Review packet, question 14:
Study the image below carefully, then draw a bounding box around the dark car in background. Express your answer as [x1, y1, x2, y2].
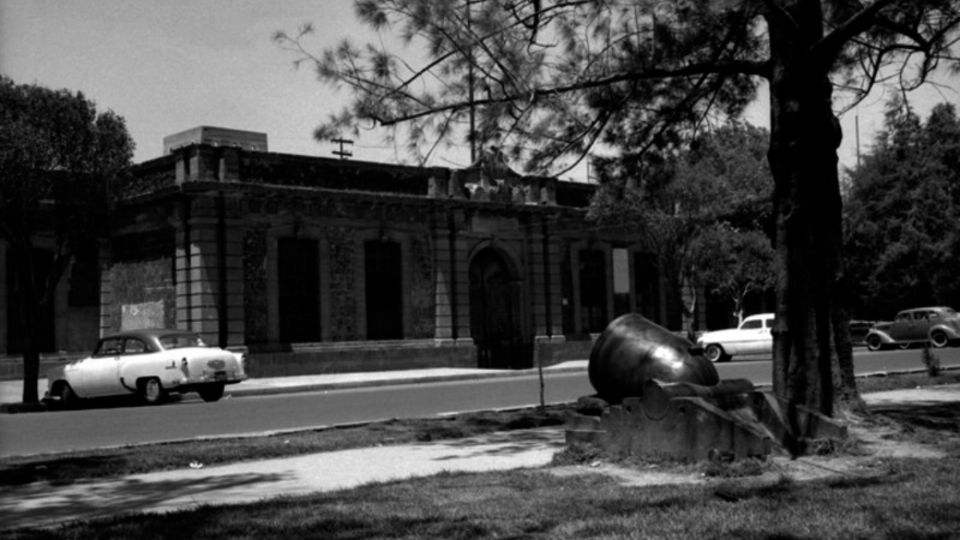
[865, 307, 960, 351]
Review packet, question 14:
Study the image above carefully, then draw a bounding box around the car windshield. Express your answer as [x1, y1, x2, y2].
[159, 334, 207, 350]
[942, 308, 958, 317]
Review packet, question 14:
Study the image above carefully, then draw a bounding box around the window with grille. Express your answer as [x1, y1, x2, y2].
[278, 238, 320, 343]
[365, 240, 403, 340]
[579, 249, 607, 333]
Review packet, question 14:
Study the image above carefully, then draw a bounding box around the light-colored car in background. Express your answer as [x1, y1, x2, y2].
[45, 329, 247, 407]
[865, 306, 960, 351]
[697, 313, 774, 363]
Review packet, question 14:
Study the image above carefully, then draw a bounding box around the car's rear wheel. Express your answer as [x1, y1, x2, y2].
[139, 378, 167, 404]
[930, 330, 950, 348]
[197, 383, 225, 402]
[704, 344, 729, 363]
[865, 334, 883, 352]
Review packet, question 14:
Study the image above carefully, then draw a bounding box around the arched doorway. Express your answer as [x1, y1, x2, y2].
[469, 247, 531, 369]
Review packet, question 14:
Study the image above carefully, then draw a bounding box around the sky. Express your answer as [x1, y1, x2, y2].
[2, 0, 959, 181]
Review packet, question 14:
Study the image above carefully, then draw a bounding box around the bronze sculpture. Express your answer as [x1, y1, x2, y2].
[588, 313, 719, 402]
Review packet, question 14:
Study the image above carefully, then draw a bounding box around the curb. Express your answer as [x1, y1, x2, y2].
[0, 364, 588, 413]
[227, 364, 588, 398]
[2, 364, 956, 414]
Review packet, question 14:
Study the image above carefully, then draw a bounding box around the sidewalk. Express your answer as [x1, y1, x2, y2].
[2, 383, 958, 532]
[0, 360, 590, 407]
[0, 427, 568, 531]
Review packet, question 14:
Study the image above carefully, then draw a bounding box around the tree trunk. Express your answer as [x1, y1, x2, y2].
[767, 3, 853, 420]
[13, 243, 42, 404]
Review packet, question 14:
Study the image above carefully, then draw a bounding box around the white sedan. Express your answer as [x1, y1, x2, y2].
[697, 313, 774, 363]
[44, 329, 247, 407]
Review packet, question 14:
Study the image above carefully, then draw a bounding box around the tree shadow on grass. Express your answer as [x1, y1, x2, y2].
[871, 402, 960, 433]
[0, 454, 129, 487]
[0, 470, 289, 531]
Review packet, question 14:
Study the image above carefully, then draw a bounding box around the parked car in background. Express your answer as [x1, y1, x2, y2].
[697, 313, 774, 363]
[45, 329, 247, 407]
[864, 307, 960, 351]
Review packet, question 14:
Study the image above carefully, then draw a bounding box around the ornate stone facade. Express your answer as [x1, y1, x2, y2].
[1, 129, 705, 377]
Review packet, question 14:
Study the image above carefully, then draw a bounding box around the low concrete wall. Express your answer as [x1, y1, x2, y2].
[535, 338, 594, 367]
[1, 338, 597, 380]
[246, 337, 596, 377]
[244, 339, 479, 377]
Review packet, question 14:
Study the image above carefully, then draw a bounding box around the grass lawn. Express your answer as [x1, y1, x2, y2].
[3, 371, 960, 539]
[6, 454, 960, 539]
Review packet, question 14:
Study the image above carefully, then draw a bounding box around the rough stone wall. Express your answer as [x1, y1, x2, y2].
[243, 226, 269, 344]
[328, 227, 357, 341]
[104, 258, 176, 332]
[408, 233, 435, 339]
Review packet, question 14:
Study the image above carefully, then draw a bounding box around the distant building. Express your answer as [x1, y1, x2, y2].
[1, 127, 711, 377]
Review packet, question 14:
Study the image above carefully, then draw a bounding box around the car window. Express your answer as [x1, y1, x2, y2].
[764, 318, 774, 329]
[914, 312, 929, 321]
[740, 320, 762, 330]
[928, 311, 940, 320]
[159, 334, 207, 350]
[123, 338, 147, 354]
[94, 338, 124, 357]
[895, 313, 911, 323]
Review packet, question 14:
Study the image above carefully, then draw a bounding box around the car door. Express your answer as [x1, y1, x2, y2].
[889, 312, 916, 342]
[900, 311, 929, 342]
[913, 310, 936, 341]
[115, 337, 165, 391]
[756, 316, 774, 354]
[736, 318, 766, 354]
[75, 337, 124, 397]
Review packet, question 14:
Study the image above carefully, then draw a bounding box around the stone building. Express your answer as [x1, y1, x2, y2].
[2, 127, 703, 377]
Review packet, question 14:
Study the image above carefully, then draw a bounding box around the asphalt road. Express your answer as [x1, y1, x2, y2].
[1, 347, 958, 458]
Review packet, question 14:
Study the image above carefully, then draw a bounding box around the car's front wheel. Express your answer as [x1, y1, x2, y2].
[930, 330, 950, 348]
[865, 334, 883, 352]
[197, 383, 225, 402]
[139, 377, 167, 405]
[704, 344, 729, 363]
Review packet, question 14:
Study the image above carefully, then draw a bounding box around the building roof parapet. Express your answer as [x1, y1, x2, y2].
[125, 154, 179, 198]
[131, 140, 596, 209]
[427, 147, 565, 207]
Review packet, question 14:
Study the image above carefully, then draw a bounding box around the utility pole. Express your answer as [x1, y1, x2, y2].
[332, 138, 353, 160]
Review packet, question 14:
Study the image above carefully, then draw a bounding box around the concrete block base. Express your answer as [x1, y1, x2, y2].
[565, 380, 848, 462]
